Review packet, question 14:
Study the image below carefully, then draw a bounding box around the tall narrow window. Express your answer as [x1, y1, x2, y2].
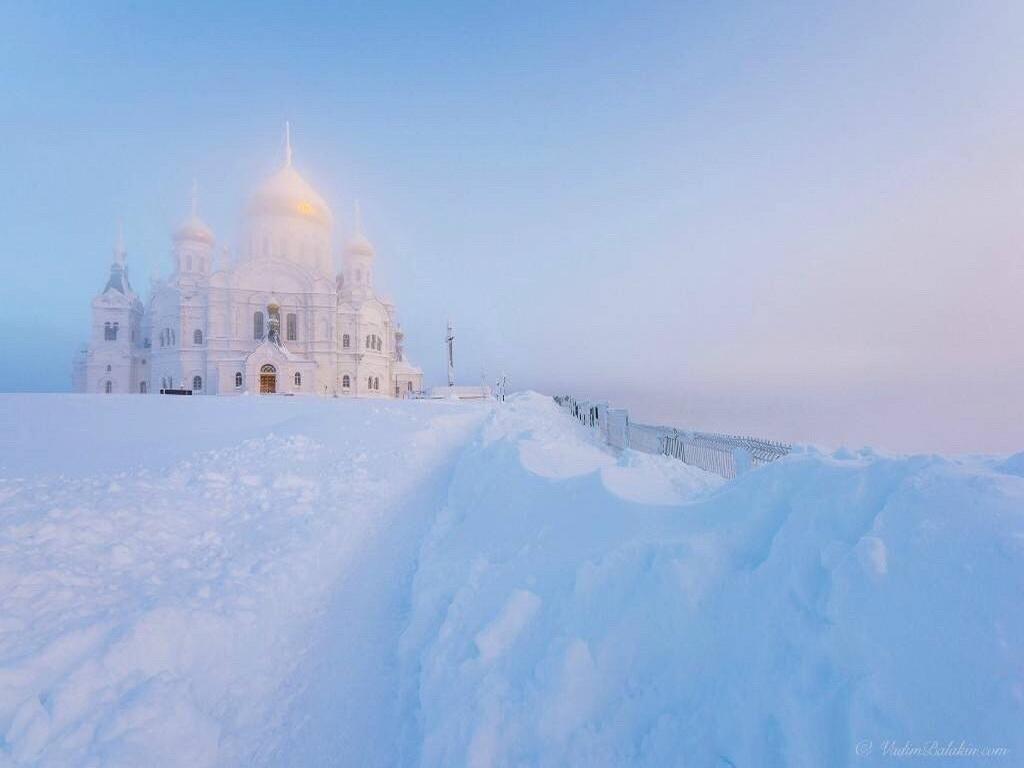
[342, 334, 350, 349]
[254, 311, 264, 340]
[235, 371, 243, 388]
[374, 376, 379, 390]
[192, 375, 202, 391]
[193, 329, 203, 345]
[342, 375, 350, 388]
[294, 372, 301, 386]
[286, 313, 297, 341]
[368, 376, 373, 389]
[105, 381, 112, 394]
[140, 381, 147, 393]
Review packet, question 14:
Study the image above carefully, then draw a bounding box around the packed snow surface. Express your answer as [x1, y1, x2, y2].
[0, 392, 1021, 766]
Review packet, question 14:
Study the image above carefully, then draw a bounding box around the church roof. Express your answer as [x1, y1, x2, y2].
[104, 262, 133, 295]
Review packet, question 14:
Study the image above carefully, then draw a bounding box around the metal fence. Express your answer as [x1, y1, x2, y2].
[553, 394, 791, 480]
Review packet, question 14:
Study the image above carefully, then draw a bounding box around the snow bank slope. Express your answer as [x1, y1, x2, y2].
[3, 391, 1021, 767]
[402, 392, 1024, 767]
[0, 394, 487, 767]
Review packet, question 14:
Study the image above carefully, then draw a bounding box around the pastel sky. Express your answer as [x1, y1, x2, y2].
[1, 1, 1021, 453]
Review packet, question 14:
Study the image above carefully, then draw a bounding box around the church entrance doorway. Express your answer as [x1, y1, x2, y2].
[259, 364, 277, 394]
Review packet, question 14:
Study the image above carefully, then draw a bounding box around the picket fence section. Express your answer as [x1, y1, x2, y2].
[553, 394, 791, 480]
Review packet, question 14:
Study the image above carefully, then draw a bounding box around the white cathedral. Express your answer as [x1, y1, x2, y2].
[72, 127, 424, 398]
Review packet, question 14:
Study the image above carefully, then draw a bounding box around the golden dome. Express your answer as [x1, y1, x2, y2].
[248, 163, 333, 227]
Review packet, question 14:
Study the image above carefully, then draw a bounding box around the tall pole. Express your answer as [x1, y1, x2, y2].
[446, 319, 455, 387]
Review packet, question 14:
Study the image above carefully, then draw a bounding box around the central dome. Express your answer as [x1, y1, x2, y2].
[248, 163, 333, 228]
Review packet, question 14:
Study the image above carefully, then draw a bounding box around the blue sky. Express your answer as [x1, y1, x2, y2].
[1, 1, 1022, 452]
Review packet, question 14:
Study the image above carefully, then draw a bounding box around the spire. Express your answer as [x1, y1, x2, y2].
[284, 121, 293, 167]
[113, 220, 126, 266]
[105, 220, 133, 294]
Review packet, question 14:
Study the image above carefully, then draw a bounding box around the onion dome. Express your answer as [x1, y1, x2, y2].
[174, 181, 215, 244]
[345, 201, 375, 256]
[247, 123, 333, 227]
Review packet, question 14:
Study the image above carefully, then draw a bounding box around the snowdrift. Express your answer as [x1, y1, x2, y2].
[400, 393, 1024, 767]
[0, 392, 1021, 767]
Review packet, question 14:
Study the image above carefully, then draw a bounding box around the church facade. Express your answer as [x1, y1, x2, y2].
[73, 128, 423, 398]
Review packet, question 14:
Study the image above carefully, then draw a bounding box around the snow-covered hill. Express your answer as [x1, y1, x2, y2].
[0, 393, 1021, 766]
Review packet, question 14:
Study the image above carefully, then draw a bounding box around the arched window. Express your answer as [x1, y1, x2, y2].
[254, 311, 264, 340]
[140, 381, 147, 393]
[235, 371, 243, 388]
[106, 364, 112, 372]
[365, 335, 371, 349]
[342, 334, 350, 349]
[286, 313, 297, 341]
[192, 375, 202, 391]
[407, 381, 412, 392]
[342, 375, 350, 388]
[105, 381, 112, 394]
[193, 329, 203, 345]
[294, 372, 301, 387]
[261, 364, 276, 373]
[374, 376, 380, 390]
[368, 376, 373, 389]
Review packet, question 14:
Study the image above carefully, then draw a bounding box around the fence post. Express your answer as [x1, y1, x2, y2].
[732, 446, 753, 476]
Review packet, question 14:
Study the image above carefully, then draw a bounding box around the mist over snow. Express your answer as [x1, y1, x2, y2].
[1, 392, 1021, 766]
[2, 3, 1024, 452]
